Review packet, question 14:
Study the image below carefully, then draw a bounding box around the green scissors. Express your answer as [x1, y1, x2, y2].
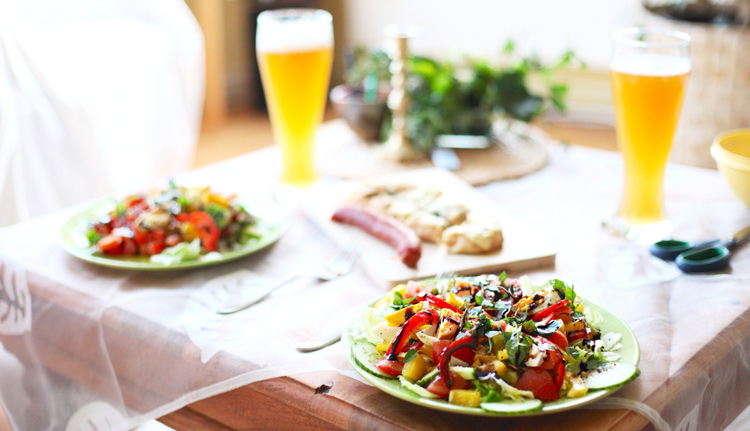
[650, 226, 750, 273]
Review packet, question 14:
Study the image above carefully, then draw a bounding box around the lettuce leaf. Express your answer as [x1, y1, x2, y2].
[149, 239, 202, 265]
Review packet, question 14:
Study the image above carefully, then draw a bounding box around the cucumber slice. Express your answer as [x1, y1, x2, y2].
[350, 340, 397, 380]
[480, 399, 543, 414]
[449, 366, 477, 381]
[415, 368, 439, 386]
[583, 362, 640, 390]
[399, 376, 440, 398]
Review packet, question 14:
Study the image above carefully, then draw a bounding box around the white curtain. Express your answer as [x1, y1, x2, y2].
[0, 0, 205, 227]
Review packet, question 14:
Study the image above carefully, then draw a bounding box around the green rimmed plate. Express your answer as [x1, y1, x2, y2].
[59, 197, 288, 270]
[342, 294, 640, 417]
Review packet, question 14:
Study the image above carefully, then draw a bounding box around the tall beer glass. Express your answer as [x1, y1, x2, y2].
[608, 28, 690, 243]
[256, 9, 333, 193]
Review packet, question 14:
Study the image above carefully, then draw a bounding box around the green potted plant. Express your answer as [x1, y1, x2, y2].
[332, 43, 582, 152]
[329, 47, 392, 141]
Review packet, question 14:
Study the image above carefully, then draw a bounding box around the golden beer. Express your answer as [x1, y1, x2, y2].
[256, 9, 333, 188]
[611, 60, 689, 224]
[608, 29, 690, 243]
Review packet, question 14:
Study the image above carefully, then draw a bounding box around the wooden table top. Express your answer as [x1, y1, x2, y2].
[1, 140, 749, 431]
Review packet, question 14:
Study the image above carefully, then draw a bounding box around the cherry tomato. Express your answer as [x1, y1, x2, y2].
[188, 211, 220, 252]
[97, 235, 123, 255]
[142, 241, 165, 256]
[111, 218, 127, 229]
[121, 238, 138, 256]
[126, 197, 145, 208]
[547, 330, 569, 351]
[425, 372, 469, 398]
[133, 228, 149, 245]
[148, 228, 166, 242]
[515, 368, 559, 401]
[94, 223, 111, 236]
[375, 359, 403, 377]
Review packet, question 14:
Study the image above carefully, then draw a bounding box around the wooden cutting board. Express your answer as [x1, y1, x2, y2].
[303, 168, 556, 287]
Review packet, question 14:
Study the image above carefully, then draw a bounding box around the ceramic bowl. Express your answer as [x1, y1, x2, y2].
[710, 129, 750, 209]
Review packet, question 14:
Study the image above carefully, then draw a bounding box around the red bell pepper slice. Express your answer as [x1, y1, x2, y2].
[531, 299, 570, 322]
[416, 292, 462, 314]
[432, 339, 475, 365]
[438, 327, 485, 388]
[568, 327, 592, 342]
[385, 310, 439, 361]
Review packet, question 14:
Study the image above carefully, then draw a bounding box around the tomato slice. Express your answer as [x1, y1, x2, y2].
[515, 367, 559, 401]
[375, 359, 403, 377]
[547, 330, 569, 351]
[540, 349, 566, 391]
[541, 349, 562, 371]
[432, 340, 449, 364]
[553, 360, 566, 391]
[425, 372, 469, 398]
[188, 211, 220, 252]
[97, 235, 123, 255]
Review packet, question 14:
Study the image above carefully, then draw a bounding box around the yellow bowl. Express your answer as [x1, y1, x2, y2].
[710, 129, 750, 209]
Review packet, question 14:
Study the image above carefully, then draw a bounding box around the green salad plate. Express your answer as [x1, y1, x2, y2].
[59, 197, 288, 270]
[343, 294, 640, 417]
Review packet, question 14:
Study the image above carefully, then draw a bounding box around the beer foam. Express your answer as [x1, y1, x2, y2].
[256, 10, 333, 53]
[610, 54, 691, 76]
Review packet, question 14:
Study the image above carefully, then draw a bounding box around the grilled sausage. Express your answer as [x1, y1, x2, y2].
[332, 205, 421, 268]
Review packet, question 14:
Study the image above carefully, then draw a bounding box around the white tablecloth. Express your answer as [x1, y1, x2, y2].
[0, 144, 748, 431]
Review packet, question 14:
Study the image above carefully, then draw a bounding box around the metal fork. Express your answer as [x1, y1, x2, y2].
[216, 245, 360, 315]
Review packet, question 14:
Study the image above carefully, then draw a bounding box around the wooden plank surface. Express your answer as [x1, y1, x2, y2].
[303, 169, 556, 287]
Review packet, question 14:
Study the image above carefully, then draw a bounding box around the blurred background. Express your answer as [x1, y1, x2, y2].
[190, 0, 640, 167]
[1, 0, 748, 227]
[189, 0, 749, 167]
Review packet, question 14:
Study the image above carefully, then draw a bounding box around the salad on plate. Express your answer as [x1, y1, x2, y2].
[347, 273, 639, 415]
[84, 182, 259, 264]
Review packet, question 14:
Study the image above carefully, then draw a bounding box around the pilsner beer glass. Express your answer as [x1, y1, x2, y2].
[256, 9, 333, 193]
[608, 28, 690, 243]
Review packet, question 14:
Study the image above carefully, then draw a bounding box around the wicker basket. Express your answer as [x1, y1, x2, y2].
[643, 12, 750, 169]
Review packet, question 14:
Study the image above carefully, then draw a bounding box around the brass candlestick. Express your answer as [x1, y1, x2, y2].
[381, 25, 423, 161]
